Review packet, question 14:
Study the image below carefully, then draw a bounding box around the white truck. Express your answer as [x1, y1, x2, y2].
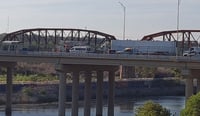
[183, 47, 200, 56]
[111, 40, 176, 55]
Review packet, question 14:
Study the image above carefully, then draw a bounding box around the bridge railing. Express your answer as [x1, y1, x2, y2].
[0, 50, 199, 62]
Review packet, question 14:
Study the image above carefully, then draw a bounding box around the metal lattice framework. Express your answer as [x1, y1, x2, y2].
[2, 28, 116, 51]
[142, 30, 200, 49]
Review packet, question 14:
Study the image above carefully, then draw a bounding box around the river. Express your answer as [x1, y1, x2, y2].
[0, 96, 185, 116]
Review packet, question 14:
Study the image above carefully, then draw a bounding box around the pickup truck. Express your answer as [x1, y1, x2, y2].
[183, 47, 200, 56]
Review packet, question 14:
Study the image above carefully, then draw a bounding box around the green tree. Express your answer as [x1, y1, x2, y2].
[181, 92, 200, 116]
[135, 101, 171, 116]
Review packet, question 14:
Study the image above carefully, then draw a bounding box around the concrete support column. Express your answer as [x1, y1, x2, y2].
[5, 67, 13, 116]
[185, 77, 193, 100]
[108, 71, 115, 116]
[96, 70, 103, 116]
[58, 72, 66, 116]
[196, 78, 200, 94]
[72, 71, 79, 116]
[84, 71, 92, 116]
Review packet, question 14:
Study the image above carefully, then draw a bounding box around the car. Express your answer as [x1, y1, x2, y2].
[183, 51, 195, 56]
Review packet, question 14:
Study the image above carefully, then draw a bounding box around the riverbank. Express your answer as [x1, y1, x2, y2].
[0, 78, 185, 104]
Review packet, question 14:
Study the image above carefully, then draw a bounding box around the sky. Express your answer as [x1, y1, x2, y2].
[0, 0, 200, 40]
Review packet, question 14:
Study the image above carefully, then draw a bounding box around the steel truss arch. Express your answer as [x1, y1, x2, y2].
[142, 30, 200, 50]
[2, 28, 116, 51]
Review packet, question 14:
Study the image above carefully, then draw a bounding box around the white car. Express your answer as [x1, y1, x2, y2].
[183, 51, 195, 56]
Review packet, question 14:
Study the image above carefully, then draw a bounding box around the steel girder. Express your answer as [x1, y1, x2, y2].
[2, 28, 116, 51]
[141, 30, 200, 50]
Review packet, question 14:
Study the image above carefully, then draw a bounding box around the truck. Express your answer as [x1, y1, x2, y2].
[110, 40, 176, 55]
[183, 47, 200, 56]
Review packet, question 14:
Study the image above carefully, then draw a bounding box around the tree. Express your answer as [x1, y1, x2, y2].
[135, 101, 171, 116]
[181, 92, 200, 116]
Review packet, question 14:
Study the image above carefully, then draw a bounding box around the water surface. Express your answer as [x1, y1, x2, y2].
[0, 96, 185, 116]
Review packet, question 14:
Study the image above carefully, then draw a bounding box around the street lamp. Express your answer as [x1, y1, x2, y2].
[119, 1, 126, 40]
[177, 0, 181, 32]
[176, 0, 181, 57]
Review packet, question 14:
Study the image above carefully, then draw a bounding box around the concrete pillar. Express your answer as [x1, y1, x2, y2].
[84, 71, 92, 116]
[196, 78, 200, 94]
[185, 77, 193, 100]
[72, 71, 79, 116]
[58, 72, 66, 116]
[96, 70, 103, 116]
[108, 71, 115, 116]
[181, 69, 193, 101]
[5, 67, 13, 116]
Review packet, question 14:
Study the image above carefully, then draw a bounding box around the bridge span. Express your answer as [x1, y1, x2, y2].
[2, 28, 200, 116]
[0, 51, 200, 69]
[1, 51, 200, 116]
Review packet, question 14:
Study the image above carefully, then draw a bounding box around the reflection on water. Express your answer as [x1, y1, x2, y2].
[119, 103, 134, 113]
[0, 96, 185, 116]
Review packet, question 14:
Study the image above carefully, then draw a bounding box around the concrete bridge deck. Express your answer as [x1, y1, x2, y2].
[0, 51, 200, 69]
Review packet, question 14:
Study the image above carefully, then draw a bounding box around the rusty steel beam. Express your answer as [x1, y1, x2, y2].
[2, 28, 116, 51]
[142, 30, 200, 41]
[141, 30, 200, 55]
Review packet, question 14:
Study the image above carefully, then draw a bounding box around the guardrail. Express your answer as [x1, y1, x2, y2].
[0, 50, 199, 62]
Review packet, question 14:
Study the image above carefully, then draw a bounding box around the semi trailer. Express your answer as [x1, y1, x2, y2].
[111, 40, 176, 55]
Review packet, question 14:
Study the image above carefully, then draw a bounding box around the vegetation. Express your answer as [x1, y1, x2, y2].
[181, 92, 200, 116]
[135, 67, 156, 78]
[135, 101, 171, 116]
[0, 74, 58, 82]
[16, 62, 56, 75]
[171, 68, 182, 78]
[0, 62, 58, 83]
[135, 67, 180, 78]
[0, 64, 183, 83]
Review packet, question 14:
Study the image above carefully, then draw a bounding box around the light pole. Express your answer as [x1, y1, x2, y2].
[119, 2, 126, 40]
[177, 0, 180, 32]
[176, 0, 181, 57]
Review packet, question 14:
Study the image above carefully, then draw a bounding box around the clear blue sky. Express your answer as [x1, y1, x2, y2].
[0, 0, 199, 40]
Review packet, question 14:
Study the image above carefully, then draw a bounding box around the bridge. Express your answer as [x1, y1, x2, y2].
[1, 28, 200, 116]
[142, 30, 200, 53]
[1, 51, 200, 116]
[2, 28, 200, 54]
[2, 28, 116, 52]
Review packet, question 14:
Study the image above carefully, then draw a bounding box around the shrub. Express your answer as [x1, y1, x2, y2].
[135, 101, 171, 116]
[181, 92, 200, 116]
